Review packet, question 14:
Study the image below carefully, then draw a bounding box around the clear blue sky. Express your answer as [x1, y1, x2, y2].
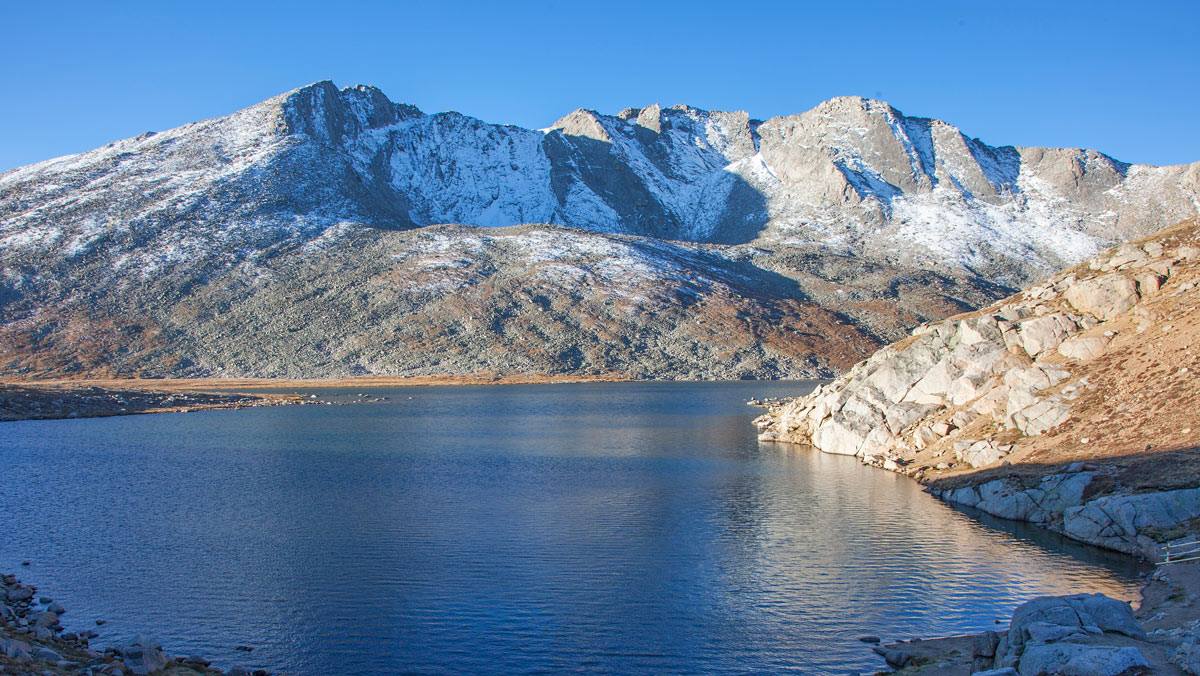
[2, 0, 1197, 171]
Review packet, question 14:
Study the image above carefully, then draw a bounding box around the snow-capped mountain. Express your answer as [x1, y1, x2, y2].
[0, 82, 1196, 378]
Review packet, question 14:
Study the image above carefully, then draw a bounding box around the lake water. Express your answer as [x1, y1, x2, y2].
[0, 381, 1142, 674]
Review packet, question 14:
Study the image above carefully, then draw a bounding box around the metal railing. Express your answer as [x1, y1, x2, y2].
[1159, 539, 1200, 565]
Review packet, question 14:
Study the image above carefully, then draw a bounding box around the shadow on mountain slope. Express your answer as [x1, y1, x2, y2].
[543, 130, 769, 245]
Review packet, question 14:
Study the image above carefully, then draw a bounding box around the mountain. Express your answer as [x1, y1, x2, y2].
[0, 82, 1196, 379]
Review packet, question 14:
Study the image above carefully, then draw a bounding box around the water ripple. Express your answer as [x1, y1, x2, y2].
[0, 381, 1142, 674]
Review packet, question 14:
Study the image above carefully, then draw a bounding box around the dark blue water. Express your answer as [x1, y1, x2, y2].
[0, 381, 1140, 674]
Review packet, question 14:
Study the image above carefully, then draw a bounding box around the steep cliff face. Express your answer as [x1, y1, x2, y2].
[1, 82, 1198, 379]
[756, 220, 1200, 557]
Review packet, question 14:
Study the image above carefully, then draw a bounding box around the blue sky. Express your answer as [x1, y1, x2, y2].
[2, 1, 1197, 170]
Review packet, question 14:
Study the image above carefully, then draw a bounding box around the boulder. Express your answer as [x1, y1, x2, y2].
[0, 637, 31, 659]
[1064, 274, 1139, 321]
[1106, 243, 1148, 268]
[1135, 273, 1162, 297]
[974, 631, 1001, 659]
[996, 594, 1145, 667]
[947, 374, 983, 406]
[959, 318, 997, 345]
[868, 361, 923, 404]
[941, 478, 1055, 522]
[1017, 643, 1150, 675]
[873, 646, 913, 668]
[988, 595, 1147, 672]
[33, 609, 59, 628]
[122, 635, 168, 675]
[812, 417, 871, 456]
[32, 645, 62, 662]
[1012, 397, 1071, 436]
[957, 440, 1005, 468]
[5, 585, 34, 603]
[912, 425, 938, 449]
[1003, 365, 1060, 401]
[1017, 314, 1073, 358]
[1057, 334, 1109, 361]
[1032, 472, 1096, 514]
[971, 385, 1009, 418]
[1025, 621, 1087, 643]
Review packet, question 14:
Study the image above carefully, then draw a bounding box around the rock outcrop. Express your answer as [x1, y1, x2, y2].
[877, 593, 1155, 675]
[883, 557, 1200, 674]
[756, 220, 1200, 557]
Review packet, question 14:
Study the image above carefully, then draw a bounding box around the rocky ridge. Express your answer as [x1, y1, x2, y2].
[4, 82, 1196, 279]
[1, 83, 1198, 379]
[755, 220, 1200, 558]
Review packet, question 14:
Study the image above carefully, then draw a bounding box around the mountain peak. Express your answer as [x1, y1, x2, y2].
[276, 81, 422, 143]
[285, 79, 340, 98]
[549, 108, 611, 141]
[804, 95, 907, 122]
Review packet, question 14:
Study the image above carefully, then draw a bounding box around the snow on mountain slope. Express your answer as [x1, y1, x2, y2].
[3, 81, 1195, 281]
[0, 81, 1197, 379]
[733, 96, 1199, 282]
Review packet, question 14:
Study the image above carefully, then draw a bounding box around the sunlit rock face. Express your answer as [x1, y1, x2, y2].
[756, 222, 1200, 557]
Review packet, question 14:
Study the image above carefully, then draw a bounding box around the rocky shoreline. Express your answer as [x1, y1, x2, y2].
[755, 220, 1200, 560]
[0, 374, 630, 423]
[1, 571, 263, 675]
[871, 560, 1200, 675]
[0, 384, 309, 422]
[750, 220, 1200, 673]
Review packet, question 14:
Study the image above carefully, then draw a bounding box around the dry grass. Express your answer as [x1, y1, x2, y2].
[0, 372, 632, 392]
[917, 220, 1200, 493]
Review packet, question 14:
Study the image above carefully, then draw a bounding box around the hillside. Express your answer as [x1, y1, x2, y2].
[756, 219, 1200, 558]
[2, 224, 884, 379]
